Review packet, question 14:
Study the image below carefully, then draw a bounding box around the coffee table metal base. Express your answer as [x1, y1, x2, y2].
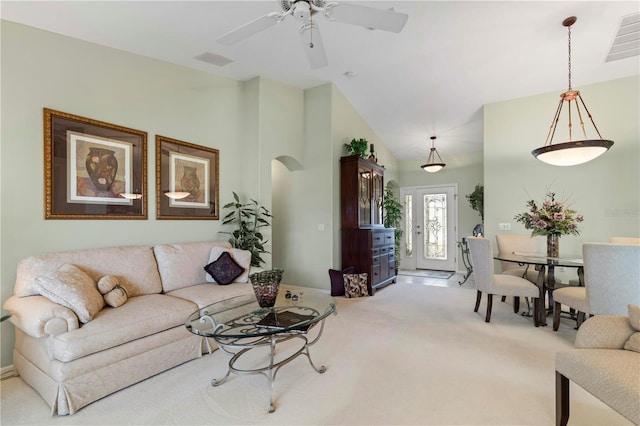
[207, 318, 328, 413]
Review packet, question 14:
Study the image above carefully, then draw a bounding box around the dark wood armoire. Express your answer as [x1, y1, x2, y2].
[340, 155, 396, 295]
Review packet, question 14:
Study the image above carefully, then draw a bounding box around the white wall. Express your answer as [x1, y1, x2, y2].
[484, 76, 640, 263]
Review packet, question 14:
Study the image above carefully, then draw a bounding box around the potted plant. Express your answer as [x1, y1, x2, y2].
[466, 184, 484, 236]
[383, 187, 403, 272]
[344, 138, 369, 158]
[222, 192, 273, 267]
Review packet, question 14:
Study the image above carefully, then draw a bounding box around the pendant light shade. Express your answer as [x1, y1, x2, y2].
[532, 16, 613, 166]
[421, 136, 446, 173]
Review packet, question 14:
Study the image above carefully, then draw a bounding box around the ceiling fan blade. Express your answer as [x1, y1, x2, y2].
[217, 12, 284, 45]
[326, 3, 408, 33]
[300, 21, 328, 69]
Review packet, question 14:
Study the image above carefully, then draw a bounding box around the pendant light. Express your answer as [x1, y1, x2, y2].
[421, 136, 446, 173]
[532, 16, 613, 166]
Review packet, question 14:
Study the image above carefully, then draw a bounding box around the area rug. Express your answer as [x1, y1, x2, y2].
[399, 269, 455, 279]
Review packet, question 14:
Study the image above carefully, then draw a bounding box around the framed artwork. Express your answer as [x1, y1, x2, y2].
[156, 135, 219, 220]
[44, 108, 147, 219]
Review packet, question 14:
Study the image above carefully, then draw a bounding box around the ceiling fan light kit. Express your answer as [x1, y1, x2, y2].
[217, 0, 408, 69]
[421, 136, 446, 173]
[532, 16, 614, 166]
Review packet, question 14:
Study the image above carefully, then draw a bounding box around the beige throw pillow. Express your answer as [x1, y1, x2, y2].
[624, 304, 640, 353]
[33, 264, 104, 323]
[103, 285, 128, 308]
[98, 274, 119, 294]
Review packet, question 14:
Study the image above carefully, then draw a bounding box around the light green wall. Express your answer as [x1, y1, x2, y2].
[0, 22, 399, 367]
[398, 151, 484, 240]
[0, 21, 249, 366]
[484, 76, 640, 262]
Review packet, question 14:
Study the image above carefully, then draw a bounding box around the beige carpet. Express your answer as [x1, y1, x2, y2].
[0, 278, 632, 425]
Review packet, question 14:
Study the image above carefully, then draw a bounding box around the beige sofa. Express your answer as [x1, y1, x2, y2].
[3, 241, 255, 415]
[555, 311, 640, 426]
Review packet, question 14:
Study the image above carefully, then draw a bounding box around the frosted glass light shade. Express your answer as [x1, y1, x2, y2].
[532, 140, 613, 166]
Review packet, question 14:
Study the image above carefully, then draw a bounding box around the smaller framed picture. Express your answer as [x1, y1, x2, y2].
[156, 135, 219, 220]
[44, 108, 147, 219]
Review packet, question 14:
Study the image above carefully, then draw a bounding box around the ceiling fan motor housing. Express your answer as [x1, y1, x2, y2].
[281, 0, 327, 19]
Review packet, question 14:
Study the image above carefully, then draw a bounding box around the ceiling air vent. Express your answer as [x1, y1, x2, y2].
[606, 12, 640, 62]
[194, 52, 234, 67]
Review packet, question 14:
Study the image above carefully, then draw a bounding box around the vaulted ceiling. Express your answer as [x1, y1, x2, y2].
[2, 1, 638, 160]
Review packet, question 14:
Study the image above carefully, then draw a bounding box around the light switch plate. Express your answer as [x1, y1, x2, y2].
[498, 223, 511, 231]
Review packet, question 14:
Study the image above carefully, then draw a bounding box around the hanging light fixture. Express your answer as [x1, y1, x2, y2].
[420, 136, 446, 173]
[532, 16, 613, 166]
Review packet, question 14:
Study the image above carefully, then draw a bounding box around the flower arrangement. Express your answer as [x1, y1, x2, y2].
[514, 191, 583, 237]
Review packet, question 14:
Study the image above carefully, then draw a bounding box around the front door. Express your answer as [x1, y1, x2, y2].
[415, 185, 457, 271]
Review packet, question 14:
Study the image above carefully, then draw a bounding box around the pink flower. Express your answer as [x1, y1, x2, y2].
[535, 220, 547, 229]
[553, 212, 565, 221]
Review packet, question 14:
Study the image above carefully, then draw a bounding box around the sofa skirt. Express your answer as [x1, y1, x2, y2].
[14, 327, 203, 415]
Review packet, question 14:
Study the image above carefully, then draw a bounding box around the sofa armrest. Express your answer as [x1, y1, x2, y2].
[3, 295, 79, 338]
[575, 315, 634, 349]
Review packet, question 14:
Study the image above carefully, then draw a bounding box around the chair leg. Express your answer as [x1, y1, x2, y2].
[553, 301, 562, 331]
[556, 371, 570, 426]
[474, 290, 482, 312]
[576, 312, 586, 329]
[501, 295, 506, 302]
[513, 296, 520, 313]
[485, 294, 493, 322]
[532, 297, 539, 327]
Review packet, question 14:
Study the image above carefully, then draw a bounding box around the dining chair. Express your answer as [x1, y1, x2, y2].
[610, 237, 640, 244]
[495, 234, 541, 282]
[467, 237, 540, 324]
[553, 243, 640, 331]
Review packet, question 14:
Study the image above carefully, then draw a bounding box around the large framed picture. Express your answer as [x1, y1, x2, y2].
[44, 108, 147, 219]
[156, 135, 219, 220]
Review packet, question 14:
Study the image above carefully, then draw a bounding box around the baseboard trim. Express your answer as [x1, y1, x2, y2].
[1, 364, 17, 380]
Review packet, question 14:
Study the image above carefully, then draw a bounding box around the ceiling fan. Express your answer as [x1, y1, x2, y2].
[217, 0, 409, 69]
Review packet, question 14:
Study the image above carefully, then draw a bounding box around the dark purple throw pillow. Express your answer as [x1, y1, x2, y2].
[204, 251, 244, 285]
[328, 266, 356, 296]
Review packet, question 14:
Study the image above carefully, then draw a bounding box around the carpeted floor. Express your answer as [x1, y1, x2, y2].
[0, 277, 632, 425]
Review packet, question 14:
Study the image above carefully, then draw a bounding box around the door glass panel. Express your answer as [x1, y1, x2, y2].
[404, 194, 413, 257]
[372, 172, 384, 225]
[359, 168, 371, 226]
[423, 193, 447, 260]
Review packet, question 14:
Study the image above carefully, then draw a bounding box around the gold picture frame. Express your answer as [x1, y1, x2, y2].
[44, 108, 147, 219]
[156, 135, 219, 220]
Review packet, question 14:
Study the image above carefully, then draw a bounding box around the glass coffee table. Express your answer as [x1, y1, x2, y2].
[185, 290, 336, 413]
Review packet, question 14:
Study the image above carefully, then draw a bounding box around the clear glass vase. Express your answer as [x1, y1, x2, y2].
[547, 234, 560, 258]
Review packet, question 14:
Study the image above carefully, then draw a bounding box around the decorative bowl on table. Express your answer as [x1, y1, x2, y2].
[249, 269, 284, 308]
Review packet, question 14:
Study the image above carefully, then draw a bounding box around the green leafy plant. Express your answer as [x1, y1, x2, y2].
[344, 138, 369, 158]
[222, 192, 273, 267]
[383, 187, 404, 270]
[466, 184, 484, 222]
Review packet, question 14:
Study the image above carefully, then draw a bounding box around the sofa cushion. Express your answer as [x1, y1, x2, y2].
[33, 264, 104, 323]
[50, 294, 197, 362]
[154, 241, 232, 292]
[15, 245, 162, 298]
[624, 304, 640, 352]
[167, 283, 254, 308]
[204, 247, 252, 283]
[204, 251, 244, 285]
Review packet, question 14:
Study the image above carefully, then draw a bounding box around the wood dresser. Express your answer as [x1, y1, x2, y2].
[340, 155, 396, 295]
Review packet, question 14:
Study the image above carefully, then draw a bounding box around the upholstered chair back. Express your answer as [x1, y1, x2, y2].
[466, 237, 494, 293]
[609, 237, 640, 244]
[496, 234, 539, 273]
[583, 243, 640, 315]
